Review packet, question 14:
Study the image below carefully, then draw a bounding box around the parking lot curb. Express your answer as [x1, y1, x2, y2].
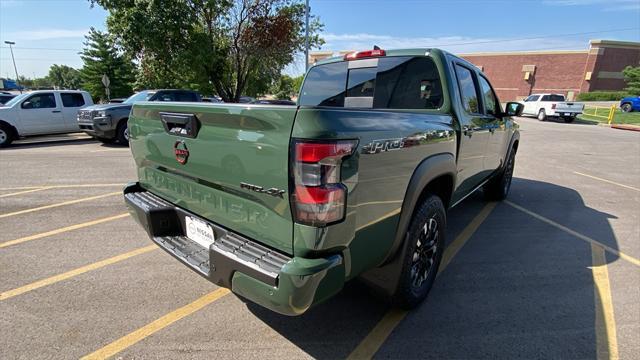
[610, 124, 640, 132]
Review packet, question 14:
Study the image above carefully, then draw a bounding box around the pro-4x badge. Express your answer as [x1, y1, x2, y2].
[174, 140, 189, 165]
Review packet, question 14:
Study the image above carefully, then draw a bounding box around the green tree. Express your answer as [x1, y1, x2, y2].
[270, 74, 296, 99]
[47, 64, 82, 89]
[79, 28, 136, 101]
[292, 74, 303, 96]
[91, 0, 323, 102]
[622, 65, 640, 95]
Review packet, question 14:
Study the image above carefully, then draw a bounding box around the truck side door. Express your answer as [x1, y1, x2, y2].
[451, 62, 492, 203]
[523, 95, 539, 115]
[478, 74, 508, 171]
[60, 92, 87, 132]
[17, 92, 65, 135]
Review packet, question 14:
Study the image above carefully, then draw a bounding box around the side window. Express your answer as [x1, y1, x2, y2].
[541, 95, 550, 101]
[374, 56, 443, 109]
[454, 64, 480, 114]
[175, 92, 198, 102]
[156, 92, 176, 102]
[528, 95, 540, 102]
[61, 93, 85, 107]
[479, 76, 500, 116]
[22, 93, 56, 109]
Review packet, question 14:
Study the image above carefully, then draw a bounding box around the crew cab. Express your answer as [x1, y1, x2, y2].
[123, 48, 523, 315]
[0, 90, 93, 147]
[620, 95, 640, 112]
[520, 93, 584, 122]
[77, 89, 202, 145]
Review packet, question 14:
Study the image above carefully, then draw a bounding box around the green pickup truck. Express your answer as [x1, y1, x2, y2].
[123, 48, 523, 315]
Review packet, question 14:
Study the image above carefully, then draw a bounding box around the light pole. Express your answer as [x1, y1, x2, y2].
[4, 41, 21, 93]
[304, 0, 310, 72]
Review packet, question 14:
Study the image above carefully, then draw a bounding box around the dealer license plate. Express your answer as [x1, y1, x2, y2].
[185, 216, 215, 249]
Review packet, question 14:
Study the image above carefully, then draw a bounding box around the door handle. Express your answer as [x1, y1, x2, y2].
[52, 110, 61, 113]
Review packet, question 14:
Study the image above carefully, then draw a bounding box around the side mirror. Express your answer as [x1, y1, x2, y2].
[22, 101, 33, 109]
[504, 102, 524, 117]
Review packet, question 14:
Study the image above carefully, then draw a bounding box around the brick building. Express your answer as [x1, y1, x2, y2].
[309, 39, 640, 101]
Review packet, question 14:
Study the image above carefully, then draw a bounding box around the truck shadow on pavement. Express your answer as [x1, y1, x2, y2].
[246, 178, 619, 359]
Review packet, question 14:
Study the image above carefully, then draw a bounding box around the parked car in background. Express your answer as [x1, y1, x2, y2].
[238, 96, 256, 103]
[77, 89, 202, 145]
[0, 93, 16, 105]
[0, 90, 93, 147]
[108, 98, 126, 104]
[202, 96, 223, 103]
[620, 96, 640, 112]
[252, 99, 296, 105]
[520, 93, 584, 122]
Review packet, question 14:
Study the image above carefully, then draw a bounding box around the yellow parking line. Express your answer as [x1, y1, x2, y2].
[574, 171, 640, 192]
[347, 202, 498, 360]
[0, 184, 123, 191]
[0, 192, 120, 219]
[591, 244, 619, 360]
[0, 187, 52, 198]
[0, 213, 129, 249]
[506, 201, 640, 267]
[0, 245, 157, 301]
[81, 288, 230, 360]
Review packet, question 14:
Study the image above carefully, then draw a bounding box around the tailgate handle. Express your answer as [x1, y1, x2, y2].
[160, 112, 200, 138]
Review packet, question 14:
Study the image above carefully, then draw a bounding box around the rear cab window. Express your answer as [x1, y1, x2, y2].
[541, 94, 565, 102]
[61, 93, 86, 107]
[299, 56, 443, 110]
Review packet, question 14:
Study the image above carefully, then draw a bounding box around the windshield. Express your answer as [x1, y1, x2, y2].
[123, 91, 155, 104]
[2, 93, 29, 107]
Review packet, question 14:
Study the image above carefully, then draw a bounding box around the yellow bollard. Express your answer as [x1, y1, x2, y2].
[607, 105, 616, 124]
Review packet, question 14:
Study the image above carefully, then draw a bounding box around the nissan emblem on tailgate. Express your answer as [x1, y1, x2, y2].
[174, 140, 189, 164]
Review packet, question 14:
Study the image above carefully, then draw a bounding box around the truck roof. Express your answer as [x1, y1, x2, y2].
[314, 48, 450, 66]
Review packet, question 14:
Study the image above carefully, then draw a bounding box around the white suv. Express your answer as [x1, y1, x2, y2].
[0, 90, 93, 147]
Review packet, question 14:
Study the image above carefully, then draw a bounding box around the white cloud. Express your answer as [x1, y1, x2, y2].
[3, 28, 89, 41]
[544, 0, 640, 11]
[320, 33, 587, 54]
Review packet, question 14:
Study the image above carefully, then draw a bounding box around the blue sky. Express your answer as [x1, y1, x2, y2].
[1, 0, 639, 78]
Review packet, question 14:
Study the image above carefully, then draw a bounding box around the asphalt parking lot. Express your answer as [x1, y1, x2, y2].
[1, 117, 638, 359]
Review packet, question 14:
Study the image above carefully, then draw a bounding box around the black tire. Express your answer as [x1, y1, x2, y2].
[392, 194, 446, 309]
[621, 103, 633, 113]
[537, 109, 546, 121]
[115, 120, 129, 146]
[484, 148, 516, 201]
[564, 116, 575, 123]
[0, 123, 15, 148]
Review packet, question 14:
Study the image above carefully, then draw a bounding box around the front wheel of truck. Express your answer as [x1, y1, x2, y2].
[484, 149, 515, 201]
[393, 194, 445, 309]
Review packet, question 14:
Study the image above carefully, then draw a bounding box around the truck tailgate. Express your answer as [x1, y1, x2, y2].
[556, 102, 584, 113]
[128, 102, 297, 254]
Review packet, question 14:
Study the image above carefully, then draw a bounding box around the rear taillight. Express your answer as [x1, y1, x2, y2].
[344, 49, 386, 61]
[291, 140, 357, 226]
[551, 104, 556, 109]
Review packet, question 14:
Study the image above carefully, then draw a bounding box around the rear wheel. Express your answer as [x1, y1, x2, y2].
[393, 194, 445, 309]
[621, 103, 633, 113]
[484, 148, 516, 201]
[116, 120, 129, 146]
[96, 136, 115, 144]
[564, 116, 575, 123]
[0, 124, 15, 148]
[537, 109, 546, 121]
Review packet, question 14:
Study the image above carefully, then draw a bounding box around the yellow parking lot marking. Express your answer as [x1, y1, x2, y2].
[0, 192, 120, 219]
[506, 201, 640, 267]
[0, 213, 129, 249]
[574, 171, 640, 192]
[591, 244, 619, 360]
[0, 245, 156, 301]
[81, 288, 230, 360]
[347, 202, 497, 360]
[0, 187, 52, 198]
[0, 183, 123, 191]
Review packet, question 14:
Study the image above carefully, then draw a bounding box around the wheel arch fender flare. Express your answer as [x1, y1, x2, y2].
[0, 119, 19, 137]
[358, 152, 456, 296]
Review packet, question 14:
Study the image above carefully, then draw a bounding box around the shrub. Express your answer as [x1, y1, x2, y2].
[577, 91, 631, 101]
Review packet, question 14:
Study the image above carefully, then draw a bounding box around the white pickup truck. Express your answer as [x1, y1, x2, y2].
[520, 93, 584, 123]
[0, 90, 93, 147]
